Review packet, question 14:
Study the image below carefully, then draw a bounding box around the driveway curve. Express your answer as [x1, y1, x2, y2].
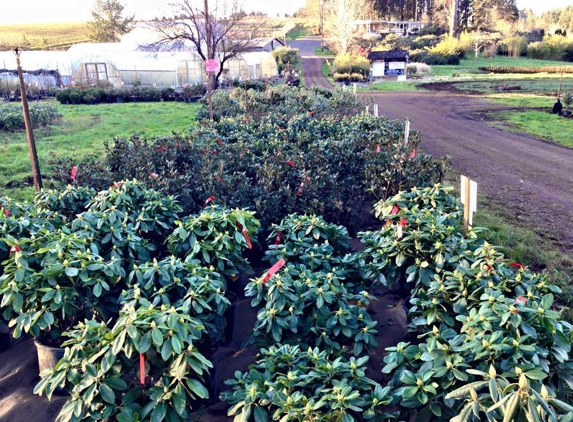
[291, 37, 573, 250]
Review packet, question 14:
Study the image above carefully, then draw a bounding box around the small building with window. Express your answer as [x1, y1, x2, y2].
[352, 19, 424, 37]
[367, 50, 408, 78]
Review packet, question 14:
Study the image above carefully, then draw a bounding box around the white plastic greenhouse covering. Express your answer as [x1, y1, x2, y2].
[0, 44, 278, 89]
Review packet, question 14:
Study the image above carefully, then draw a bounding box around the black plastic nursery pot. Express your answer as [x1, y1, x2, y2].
[0, 321, 10, 353]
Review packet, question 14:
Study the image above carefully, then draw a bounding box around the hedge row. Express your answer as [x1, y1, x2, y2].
[55, 85, 206, 105]
[479, 65, 573, 74]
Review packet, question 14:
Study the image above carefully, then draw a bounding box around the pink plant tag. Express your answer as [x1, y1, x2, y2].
[203, 196, 215, 209]
[409, 148, 417, 159]
[515, 296, 527, 306]
[262, 259, 286, 283]
[236, 222, 252, 249]
[140, 353, 145, 385]
[70, 166, 78, 181]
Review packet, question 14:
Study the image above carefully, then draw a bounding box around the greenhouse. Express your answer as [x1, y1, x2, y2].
[0, 43, 278, 89]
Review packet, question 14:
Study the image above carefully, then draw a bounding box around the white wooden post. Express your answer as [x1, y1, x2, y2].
[460, 175, 478, 234]
[373, 104, 379, 116]
[404, 120, 410, 146]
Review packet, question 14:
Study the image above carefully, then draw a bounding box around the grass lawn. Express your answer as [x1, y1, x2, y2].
[0, 101, 199, 200]
[286, 24, 314, 40]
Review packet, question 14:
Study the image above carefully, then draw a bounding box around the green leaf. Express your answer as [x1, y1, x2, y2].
[151, 403, 167, 422]
[253, 406, 269, 422]
[104, 377, 127, 391]
[502, 393, 519, 422]
[99, 383, 116, 404]
[138, 332, 152, 354]
[186, 378, 209, 399]
[444, 381, 488, 400]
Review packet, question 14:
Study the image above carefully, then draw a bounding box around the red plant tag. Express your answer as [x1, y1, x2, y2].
[2, 208, 9, 218]
[9, 246, 21, 253]
[399, 218, 408, 227]
[409, 148, 417, 159]
[262, 259, 286, 283]
[515, 295, 527, 306]
[236, 222, 252, 249]
[203, 196, 215, 209]
[309, 111, 314, 115]
[70, 166, 78, 181]
[391, 205, 399, 215]
[216, 138, 223, 145]
[286, 160, 295, 168]
[150, 172, 158, 179]
[139, 353, 145, 385]
[509, 262, 525, 269]
[111, 182, 123, 189]
[376, 144, 381, 154]
[242, 119, 248, 123]
[275, 231, 282, 245]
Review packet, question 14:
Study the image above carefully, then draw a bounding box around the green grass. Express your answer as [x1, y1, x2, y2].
[489, 110, 573, 148]
[314, 46, 335, 56]
[0, 101, 199, 200]
[285, 24, 314, 40]
[364, 80, 420, 91]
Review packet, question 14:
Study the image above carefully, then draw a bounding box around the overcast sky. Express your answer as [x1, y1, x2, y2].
[0, 0, 569, 25]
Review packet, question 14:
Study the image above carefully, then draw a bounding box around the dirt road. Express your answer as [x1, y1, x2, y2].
[293, 38, 573, 251]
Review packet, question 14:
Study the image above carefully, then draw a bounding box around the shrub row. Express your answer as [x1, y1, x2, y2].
[55, 85, 206, 105]
[54, 88, 448, 235]
[479, 65, 573, 74]
[0, 103, 62, 131]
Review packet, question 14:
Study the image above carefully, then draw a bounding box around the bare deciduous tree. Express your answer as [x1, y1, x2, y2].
[148, 0, 267, 88]
[324, 0, 374, 55]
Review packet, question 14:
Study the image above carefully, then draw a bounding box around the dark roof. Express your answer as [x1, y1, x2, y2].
[367, 50, 408, 61]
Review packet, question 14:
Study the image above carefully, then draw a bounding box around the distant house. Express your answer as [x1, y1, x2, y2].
[244, 37, 285, 53]
[367, 50, 409, 78]
[352, 19, 424, 37]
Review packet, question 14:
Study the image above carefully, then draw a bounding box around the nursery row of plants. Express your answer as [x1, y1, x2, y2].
[479, 65, 573, 74]
[55, 85, 207, 105]
[53, 85, 448, 233]
[0, 102, 62, 131]
[1, 182, 572, 421]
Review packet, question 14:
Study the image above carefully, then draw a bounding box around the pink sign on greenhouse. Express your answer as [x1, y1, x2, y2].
[205, 59, 219, 72]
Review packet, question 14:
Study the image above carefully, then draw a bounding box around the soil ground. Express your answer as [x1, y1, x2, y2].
[292, 37, 573, 251]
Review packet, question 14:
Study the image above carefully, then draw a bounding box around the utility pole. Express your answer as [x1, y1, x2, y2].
[13, 48, 42, 191]
[204, 0, 213, 120]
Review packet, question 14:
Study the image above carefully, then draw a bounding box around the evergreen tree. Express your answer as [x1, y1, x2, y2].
[86, 0, 135, 43]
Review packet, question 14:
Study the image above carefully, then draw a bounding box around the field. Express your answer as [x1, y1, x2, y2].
[0, 101, 199, 199]
[0, 22, 90, 51]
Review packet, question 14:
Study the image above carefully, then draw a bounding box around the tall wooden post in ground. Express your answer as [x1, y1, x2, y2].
[14, 48, 42, 191]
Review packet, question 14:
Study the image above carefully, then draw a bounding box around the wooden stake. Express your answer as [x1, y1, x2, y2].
[462, 176, 470, 234]
[558, 72, 563, 99]
[14, 48, 42, 191]
[461, 175, 477, 235]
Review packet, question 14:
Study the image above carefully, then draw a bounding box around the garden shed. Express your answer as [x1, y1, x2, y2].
[367, 50, 408, 78]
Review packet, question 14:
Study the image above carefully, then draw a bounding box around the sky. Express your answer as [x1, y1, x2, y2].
[0, 0, 570, 25]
